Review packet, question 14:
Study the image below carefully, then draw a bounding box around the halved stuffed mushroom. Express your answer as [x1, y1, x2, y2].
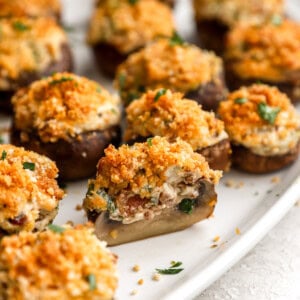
[83, 136, 222, 245]
[218, 84, 300, 173]
[11, 73, 121, 181]
[124, 89, 231, 171]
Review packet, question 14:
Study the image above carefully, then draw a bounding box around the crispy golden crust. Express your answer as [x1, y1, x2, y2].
[0, 224, 118, 300]
[218, 84, 300, 156]
[12, 72, 121, 143]
[124, 89, 227, 150]
[115, 39, 223, 105]
[0, 17, 68, 89]
[83, 137, 221, 217]
[0, 0, 61, 19]
[0, 144, 64, 234]
[225, 19, 300, 82]
[193, 0, 284, 27]
[87, 0, 174, 54]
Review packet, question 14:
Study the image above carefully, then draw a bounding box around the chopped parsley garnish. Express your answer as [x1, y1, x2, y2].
[147, 137, 153, 146]
[1, 150, 7, 160]
[156, 261, 184, 275]
[178, 198, 195, 214]
[97, 189, 115, 213]
[169, 31, 185, 46]
[257, 102, 280, 124]
[154, 89, 167, 102]
[234, 97, 247, 104]
[0, 136, 4, 144]
[86, 274, 97, 290]
[49, 76, 74, 85]
[118, 73, 126, 90]
[271, 14, 282, 26]
[23, 162, 35, 171]
[86, 183, 95, 196]
[48, 224, 65, 233]
[13, 21, 30, 32]
[96, 86, 102, 93]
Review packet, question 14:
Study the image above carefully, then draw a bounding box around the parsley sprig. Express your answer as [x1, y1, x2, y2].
[156, 261, 184, 275]
[23, 162, 35, 171]
[257, 102, 280, 124]
[154, 89, 167, 102]
[169, 31, 185, 46]
[49, 76, 74, 85]
[1, 150, 7, 160]
[13, 21, 30, 32]
[178, 198, 195, 214]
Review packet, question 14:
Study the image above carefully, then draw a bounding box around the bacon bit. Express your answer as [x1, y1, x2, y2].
[235, 227, 241, 235]
[75, 204, 82, 211]
[109, 230, 118, 239]
[132, 265, 140, 272]
[130, 289, 138, 296]
[210, 244, 218, 248]
[137, 279, 144, 285]
[271, 176, 280, 183]
[152, 273, 161, 281]
[213, 235, 220, 242]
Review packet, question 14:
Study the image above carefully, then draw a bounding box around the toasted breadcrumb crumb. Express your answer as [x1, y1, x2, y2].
[152, 273, 161, 281]
[75, 204, 83, 211]
[271, 176, 280, 183]
[132, 265, 140, 272]
[213, 235, 220, 242]
[109, 229, 118, 239]
[235, 227, 241, 235]
[130, 289, 138, 296]
[210, 244, 218, 249]
[137, 279, 144, 285]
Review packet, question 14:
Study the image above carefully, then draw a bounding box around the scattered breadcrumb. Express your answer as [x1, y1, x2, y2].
[152, 273, 161, 281]
[137, 279, 144, 285]
[295, 200, 300, 207]
[66, 220, 74, 226]
[224, 179, 244, 189]
[109, 229, 118, 239]
[235, 227, 241, 235]
[271, 176, 281, 183]
[132, 265, 140, 272]
[213, 235, 220, 242]
[130, 289, 138, 296]
[210, 244, 218, 249]
[75, 204, 83, 211]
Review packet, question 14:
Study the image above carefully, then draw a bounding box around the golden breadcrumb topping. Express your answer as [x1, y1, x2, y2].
[0, 17, 67, 90]
[0, 0, 61, 19]
[0, 144, 64, 233]
[115, 39, 223, 105]
[84, 136, 221, 223]
[0, 224, 118, 300]
[12, 73, 121, 143]
[193, 0, 283, 27]
[225, 19, 300, 82]
[87, 0, 174, 54]
[218, 84, 300, 155]
[124, 89, 227, 150]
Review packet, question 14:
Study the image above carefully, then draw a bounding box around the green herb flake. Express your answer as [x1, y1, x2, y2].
[178, 198, 195, 214]
[96, 86, 102, 93]
[257, 102, 280, 124]
[147, 137, 153, 146]
[156, 268, 184, 275]
[118, 73, 126, 90]
[86, 273, 97, 290]
[96, 189, 115, 213]
[271, 14, 282, 26]
[86, 183, 95, 196]
[1, 150, 7, 160]
[0, 136, 4, 144]
[49, 76, 74, 85]
[169, 31, 185, 46]
[23, 162, 35, 171]
[48, 224, 65, 233]
[234, 97, 248, 104]
[154, 89, 167, 102]
[170, 261, 182, 268]
[13, 21, 30, 32]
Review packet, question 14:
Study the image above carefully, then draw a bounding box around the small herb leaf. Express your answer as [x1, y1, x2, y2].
[147, 137, 153, 146]
[271, 14, 282, 26]
[13, 21, 30, 32]
[234, 97, 247, 104]
[118, 73, 126, 90]
[170, 261, 182, 268]
[169, 31, 184, 46]
[178, 198, 195, 214]
[86, 273, 97, 290]
[154, 89, 167, 102]
[49, 76, 74, 85]
[1, 150, 7, 160]
[48, 224, 65, 233]
[257, 102, 280, 124]
[23, 162, 35, 171]
[0, 136, 4, 144]
[156, 268, 184, 275]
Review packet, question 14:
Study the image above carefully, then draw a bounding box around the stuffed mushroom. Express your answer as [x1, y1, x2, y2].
[218, 84, 300, 173]
[124, 89, 231, 171]
[83, 136, 222, 245]
[0, 144, 64, 236]
[115, 38, 227, 111]
[11, 73, 121, 181]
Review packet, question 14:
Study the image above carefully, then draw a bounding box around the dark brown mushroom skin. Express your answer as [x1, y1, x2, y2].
[87, 180, 217, 246]
[231, 141, 300, 173]
[195, 20, 228, 55]
[10, 125, 121, 181]
[0, 43, 73, 113]
[224, 67, 300, 103]
[125, 136, 231, 171]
